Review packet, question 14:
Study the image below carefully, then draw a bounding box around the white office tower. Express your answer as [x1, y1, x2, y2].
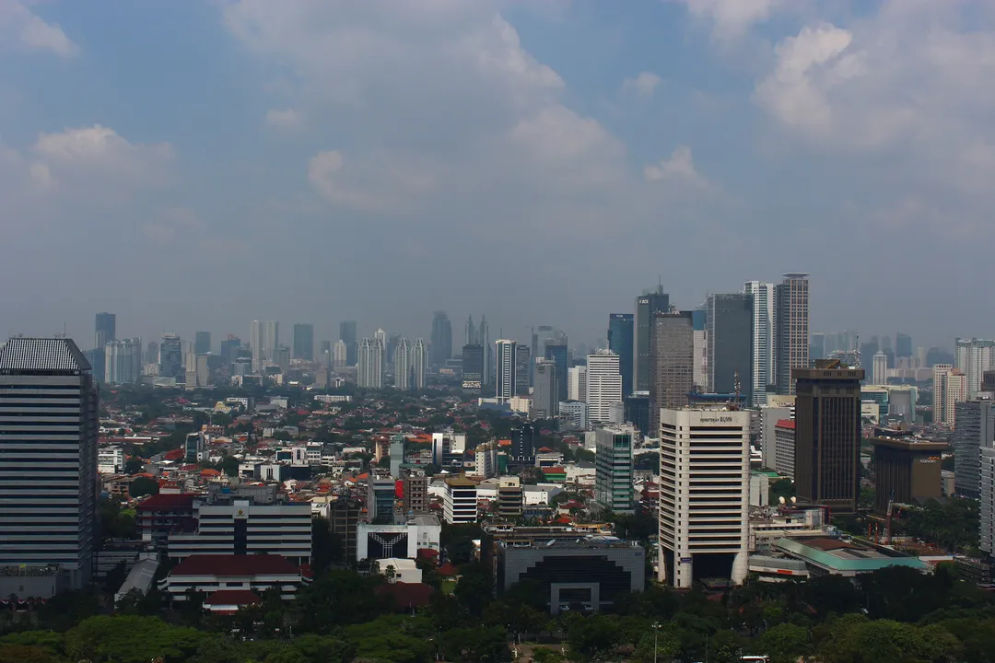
[249, 320, 279, 373]
[658, 407, 749, 589]
[495, 340, 517, 403]
[567, 366, 587, 402]
[104, 337, 143, 384]
[332, 339, 348, 369]
[981, 446, 995, 556]
[955, 338, 995, 399]
[744, 281, 775, 406]
[0, 338, 98, 597]
[443, 478, 478, 524]
[394, 337, 411, 390]
[586, 350, 622, 424]
[933, 364, 967, 427]
[357, 337, 385, 388]
[872, 351, 888, 385]
[412, 339, 427, 389]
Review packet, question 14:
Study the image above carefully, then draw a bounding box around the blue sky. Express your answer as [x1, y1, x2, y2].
[1, 0, 993, 351]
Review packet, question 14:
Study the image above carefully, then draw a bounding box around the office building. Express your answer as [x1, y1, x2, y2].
[933, 364, 967, 427]
[496, 339, 517, 403]
[595, 428, 634, 513]
[249, 320, 279, 373]
[292, 323, 314, 361]
[623, 394, 649, 436]
[412, 339, 426, 389]
[194, 331, 211, 356]
[649, 311, 694, 433]
[872, 351, 888, 385]
[431, 432, 463, 470]
[774, 274, 809, 395]
[658, 407, 750, 589]
[104, 337, 143, 384]
[497, 477, 524, 519]
[706, 293, 754, 403]
[956, 338, 995, 399]
[560, 400, 588, 431]
[159, 555, 307, 603]
[691, 309, 707, 391]
[608, 313, 634, 396]
[533, 358, 558, 419]
[332, 339, 347, 368]
[92, 312, 116, 383]
[567, 366, 587, 402]
[460, 343, 483, 393]
[981, 446, 995, 557]
[0, 338, 97, 598]
[465, 315, 477, 348]
[635, 286, 670, 392]
[356, 516, 441, 562]
[515, 344, 531, 396]
[367, 477, 397, 524]
[745, 281, 775, 406]
[443, 477, 478, 524]
[759, 405, 793, 470]
[402, 470, 429, 514]
[586, 350, 622, 424]
[871, 429, 946, 513]
[430, 311, 452, 368]
[511, 423, 536, 465]
[478, 315, 491, 385]
[497, 538, 644, 614]
[794, 360, 864, 513]
[357, 337, 385, 389]
[394, 337, 411, 390]
[953, 399, 995, 498]
[159, 333, 183, 380]
[339, 321, 358, 366]
[544, 342, 568, 402]
[774, 419, 796, 479]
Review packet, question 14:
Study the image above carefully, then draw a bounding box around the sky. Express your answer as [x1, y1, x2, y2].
[1, 0, 994, 352]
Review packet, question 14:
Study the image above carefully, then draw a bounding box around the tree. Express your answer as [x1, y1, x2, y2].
[758, 623, 811, 663]
[130, 476, 159, 498]
[438, 626, 510, 662]
[64, 615, 205, 663]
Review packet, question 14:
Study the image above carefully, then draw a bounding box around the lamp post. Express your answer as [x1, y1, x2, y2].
[651, 621, 662, 663]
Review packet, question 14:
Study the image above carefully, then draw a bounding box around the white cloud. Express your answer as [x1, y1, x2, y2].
[265, 108, 303, 130]
[307, 149, 439, 213]
[676, 0, 780, 39]
[0, 0, 78, 57]
[622, 71, 662, 97]
[644, 146, 712, 189]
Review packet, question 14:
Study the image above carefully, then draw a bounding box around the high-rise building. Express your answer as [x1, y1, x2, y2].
[933, 364, 967, 427]
[981, 446, 995, 557]
[649, 311, 694, 433]
[774, 273, 809, 395]
[0, 338, 98, 597]
[460, 344, 483, 393]
[658, 407, 749, 589]
[532, 358, 558, 419]
[219, 335, 241, 364]
[953, 399, 995, 498]
[332, 339, 347, 368]
[443, 478, 477, 524]
[95, 312, 116, 349]
[249, 320, 279, 373]
[608, 314, 635, 396]
[496, 340, 517, 403]
[478, 315, 491, 386]
[159, 333, 183, 380]
[464, 315, 477, 347]
[544, 342, 569, 403]
[895, 333, 913, 359]
[339, 321, 358, 366]
[744, 281, 775, 405]
[194, 331, 211, 356]
[105, 338, 143, 385]
[357, 337, 385, 389]
[706, 293, 753, 403]
[510, 423, 535, 464]
[586, 350, 622, 424]
[292, 323, 314, 361]
[430, 311, 452, 368]
[595, 427, 634, 513]
[514, 344, 531, 396]
[955, 338, 995, 399]
[635, 287, 670, 393]
[794, 360, 864, 513]
[871, 430, 946, 513]
[412, 339, 427, 389]
[394, 337, 411, 390]
[872, 351, 888, 385]
[567, 365, 587, 402]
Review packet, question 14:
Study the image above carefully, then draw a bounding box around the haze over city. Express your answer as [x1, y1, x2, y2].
[2, 1, 994, 348]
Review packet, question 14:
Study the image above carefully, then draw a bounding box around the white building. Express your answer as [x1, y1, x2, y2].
[358, 336, 385, 388]
[759, 405, 793, 470]
[872, 351, 888, 385]
[249, 320, 278, 373]
[658, 407, 749, 589]
[586, 350, 622, 424]
[357, 516, 441, 562]
[955, 338, 995, 399]
[105, 338, 143, 384]
[567, 366, 587, 402]
[980, 446, 995, 557]
[373, 558, 422, 584]
[443, 478, 478, 524]
[559, 400, 588, 430]
[394, 337, 411, 390]
[495, 340, 517, 403]
[933, 364, 967, 427]
[98, 447, 125, 474]
[159, 554, 306, 602]
[412, 339, 427, 389]
[744, 281, 775, 406]
[332, 339, 348, 368]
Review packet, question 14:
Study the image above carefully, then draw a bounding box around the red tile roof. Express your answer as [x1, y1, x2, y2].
[163, 448, 184, 461]
[170, 555, 301, 577]
[137, 493, 196, 512]
[205, 590, 261, 606]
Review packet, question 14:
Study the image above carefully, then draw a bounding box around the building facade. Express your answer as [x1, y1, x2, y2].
[586, 350, 622, 424]
[706, 293, 754, 403]
[744, 281, 775, 406]
[649, 311, 694, 433]
[635, 287, 670, 393]
[292, 323, 314, 361]
[594, 428, 634, 513]
[496, 340, 517, 403]
[608, 313, 634, 396]
[773, 274, 809, 395]
[953, 399, 995, 498]
[532, 358, 558, 419]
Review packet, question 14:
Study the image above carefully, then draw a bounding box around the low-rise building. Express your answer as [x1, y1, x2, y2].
[773, 536, 929, 577]
[158, 554, 308, 602]
[444, 477, 478, 524]
[356, 515, 441, 562]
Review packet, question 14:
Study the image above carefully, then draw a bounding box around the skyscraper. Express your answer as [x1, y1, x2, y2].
[608, 313, 634, 397]
[586, 350, 622, 424]
[544, 342, 568, 402]
[412, 339, 427, 389]
[595, 427, 634, 513]
[567, 365, 587, 401]
[514, 344, 531, 396]
[0, 338, 97, 596]
[250, 320, 279, 373]
[706, 293, 753, 403]
[478, 315, 491, 386]
[744, 281, 775, 405]
[95, 312, 116, 350]
[774, 273, 809, 395]
[461, 344, 484, 393]
[955, 338, 995, 399]
[649, 311, 694, 433]
[794, 360, 864, 513]
[292, 323, 314, 361]
[394, 337, 411, 390]
[658, 407, 749, 589]
[933, 364, 967, 427]
[895, 333, 912, 359]
[952, 399, 995, 498]
[510, 423, 535, 464]
[339, 321, 358, 366]
[357, 337, 385, 389]
[532, 358, 558, 419]
[872, 350, 888, 385]
[496, 339, 517, 403]
[159, 333, 183, 380]
[194, 331, 211, 356]
[332, 339, 347, 368]
[464, 315, 476, 346]
[430, 311, 452, 368]
[634, 287, 670, 393]
[105, 338, 143, 384]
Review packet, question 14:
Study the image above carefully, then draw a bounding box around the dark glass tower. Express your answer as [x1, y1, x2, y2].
[608, 313, 634, 396]
[194, 331, 211, 355]
[706, 293, 753, 403]
[635, 287, 670, 392]
[339, 321, 358, 366]
[292, 323, 314, 361]
[430, 311, 452, 368]
[544, 342, 568, 402]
